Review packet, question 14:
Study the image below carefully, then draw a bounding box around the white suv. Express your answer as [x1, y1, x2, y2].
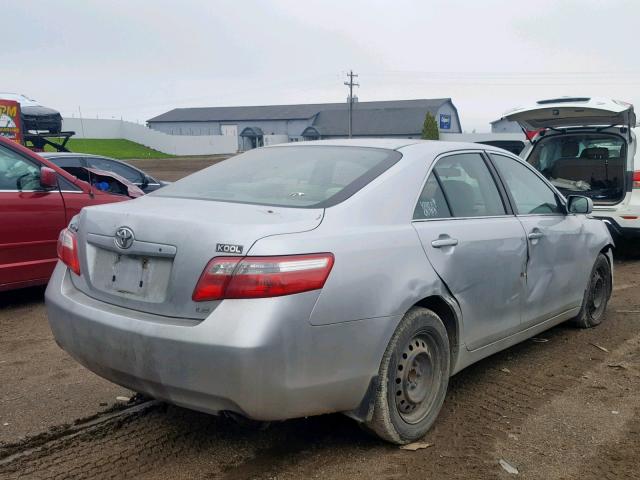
[501, 97, 639, 246]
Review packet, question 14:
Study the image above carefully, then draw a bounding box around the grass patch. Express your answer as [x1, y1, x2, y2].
[44, 139, 174, 159]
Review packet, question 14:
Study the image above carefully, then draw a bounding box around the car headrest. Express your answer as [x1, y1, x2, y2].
[440, 179, 476, 217]
[580, 147, 609, 160]
[561, 141, 579, 157]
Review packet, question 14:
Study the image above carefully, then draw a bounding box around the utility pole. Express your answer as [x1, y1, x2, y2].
[344, 70, 359, 138]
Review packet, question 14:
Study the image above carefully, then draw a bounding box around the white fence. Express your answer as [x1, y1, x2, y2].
[62, 118, 238, 156]
[61, 118, 526, 156]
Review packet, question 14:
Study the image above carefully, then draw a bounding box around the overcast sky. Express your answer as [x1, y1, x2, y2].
[4, 0, 640, 131]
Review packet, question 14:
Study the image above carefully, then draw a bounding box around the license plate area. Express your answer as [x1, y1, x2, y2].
[89, 246, 173, 303]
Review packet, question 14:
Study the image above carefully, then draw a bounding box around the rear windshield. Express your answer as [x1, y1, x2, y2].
[527, 133, 626, 200]
[155, 146, 401, 208]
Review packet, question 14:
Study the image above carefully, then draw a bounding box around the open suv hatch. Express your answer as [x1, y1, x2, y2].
[502, 97, 640, 244]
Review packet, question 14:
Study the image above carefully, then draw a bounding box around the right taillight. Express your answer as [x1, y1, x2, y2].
[56, 228, 81, 275]
[634, 171, 640, 189]
[192, 253, 334, 302]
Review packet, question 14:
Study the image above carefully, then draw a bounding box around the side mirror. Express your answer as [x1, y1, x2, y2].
[141, 175, 150, 188]
[567, 195, 593, 215]
[40, 167, 58, 189]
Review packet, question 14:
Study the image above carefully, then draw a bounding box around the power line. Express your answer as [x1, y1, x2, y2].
[344, 70, 359, 138]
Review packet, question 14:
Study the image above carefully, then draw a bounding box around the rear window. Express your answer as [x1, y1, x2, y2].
[155, 146, 401, 208]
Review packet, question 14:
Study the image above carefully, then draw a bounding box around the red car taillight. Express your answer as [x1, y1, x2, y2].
[57, 228, 81, 275]
[192, 253, 334, 301]
[633, 171, 640, 189]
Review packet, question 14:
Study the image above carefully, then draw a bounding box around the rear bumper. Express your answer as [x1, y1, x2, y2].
[45, 264, 395, 421]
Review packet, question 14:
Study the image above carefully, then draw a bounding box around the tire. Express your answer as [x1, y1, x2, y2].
[364, 307, 450, 444]
[572, 253, 612, 328]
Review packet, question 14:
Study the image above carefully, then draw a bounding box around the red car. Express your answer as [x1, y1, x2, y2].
[0, 137, 129, 291]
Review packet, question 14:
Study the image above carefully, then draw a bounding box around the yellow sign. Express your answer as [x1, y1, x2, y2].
[0, 99, 23, 143]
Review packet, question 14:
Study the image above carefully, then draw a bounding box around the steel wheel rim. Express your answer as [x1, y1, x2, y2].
[393, 331, 442, 424]
[588, 266, 608, 318]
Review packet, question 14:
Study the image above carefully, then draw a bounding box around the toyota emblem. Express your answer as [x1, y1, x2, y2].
[114, 227, 135, 249]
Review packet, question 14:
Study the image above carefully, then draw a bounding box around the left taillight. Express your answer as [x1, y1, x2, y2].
[57, 228, 81, 275]
[192, 253, 334, 302]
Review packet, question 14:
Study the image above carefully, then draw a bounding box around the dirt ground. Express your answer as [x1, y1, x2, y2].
[1, 157, 639, 479]
[127, 155, 229, 182]
[1, 259, 638, 479]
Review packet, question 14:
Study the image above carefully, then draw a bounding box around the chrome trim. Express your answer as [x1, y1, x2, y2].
[0, 189, 53, 193]
[87, 233, 177, 258]
[412, 214, 516, 223]
[0, 189, 83, 193]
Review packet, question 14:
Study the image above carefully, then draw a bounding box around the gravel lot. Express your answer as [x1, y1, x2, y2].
[1, 157, 639, 479]
[127, 155, 229, 182]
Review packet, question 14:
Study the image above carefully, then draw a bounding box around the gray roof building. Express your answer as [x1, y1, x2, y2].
[147, 98, 462, 150]
[302, 107, 438, 138]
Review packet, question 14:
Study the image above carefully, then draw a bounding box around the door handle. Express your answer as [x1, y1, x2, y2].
[528, 231, 543, 240]
[431, 238, 459, 248]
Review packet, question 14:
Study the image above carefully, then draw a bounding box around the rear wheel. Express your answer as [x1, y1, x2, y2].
[572, 253, 612, 328]
[364, 307, 450, 444]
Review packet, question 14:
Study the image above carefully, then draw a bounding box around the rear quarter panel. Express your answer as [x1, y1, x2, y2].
[247, 143, 454, 326]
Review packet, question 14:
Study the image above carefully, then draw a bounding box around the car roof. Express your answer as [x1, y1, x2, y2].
[269, 138, 422, 150]
[0, 93, 41, 107]
[39, 152, 114, 159]
[38, 151, 155, 179]
[270, 138, 518, 157]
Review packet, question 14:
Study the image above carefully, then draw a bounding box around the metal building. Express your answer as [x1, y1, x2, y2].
[147, 98, 462, 150]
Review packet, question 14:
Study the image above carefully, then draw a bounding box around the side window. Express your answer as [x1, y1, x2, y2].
[490, 154, 563, 215]
[433, 153, 506, 217]
[0, 145, 41, 191]
[57, 175, 82, 191]
[49, 157, 87, 181]
[50, 157, 83, 168]
[413, 173, 451, 220]
[86, 157, 143, 183]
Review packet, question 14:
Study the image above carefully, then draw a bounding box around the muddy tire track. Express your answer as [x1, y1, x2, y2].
[1, 260, 639, 479]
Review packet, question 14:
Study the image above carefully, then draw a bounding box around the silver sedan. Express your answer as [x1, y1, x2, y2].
[45, 139, 613, 444]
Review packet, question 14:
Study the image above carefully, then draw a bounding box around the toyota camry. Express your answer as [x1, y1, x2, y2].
[45, 139, 613, 444]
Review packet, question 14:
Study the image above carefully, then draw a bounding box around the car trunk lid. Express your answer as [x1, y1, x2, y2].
[503, 97, 636, 130]
[70, 196, 324, 319]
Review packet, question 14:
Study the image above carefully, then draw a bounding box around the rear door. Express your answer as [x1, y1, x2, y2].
[0, 144, 65, 288]
[412, 151, 527, 350]
[489, 153, 590, 327]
